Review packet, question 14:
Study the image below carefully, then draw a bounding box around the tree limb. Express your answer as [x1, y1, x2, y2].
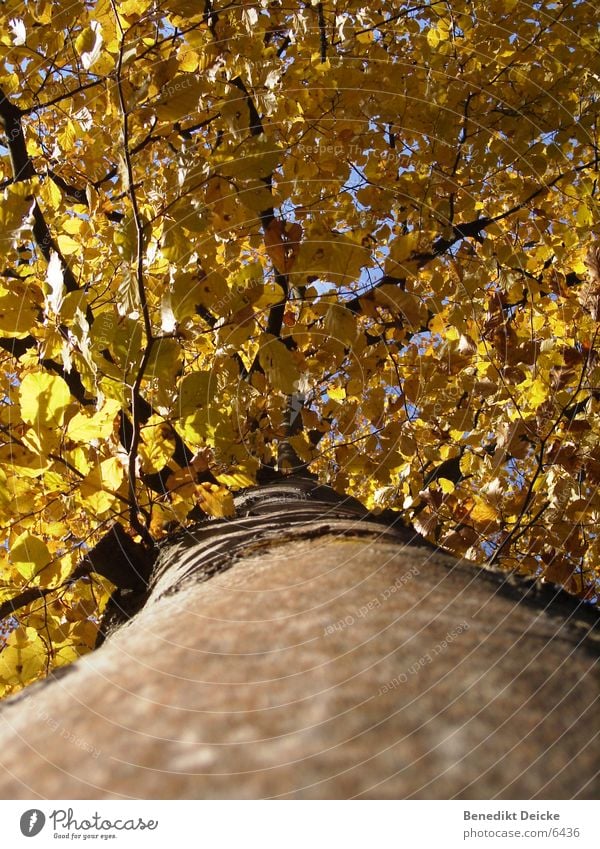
[111, 2, 158, 546]
[0, 87, 80, 294]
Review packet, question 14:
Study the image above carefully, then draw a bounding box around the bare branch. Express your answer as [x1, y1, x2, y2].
[111, 2, 155, 546]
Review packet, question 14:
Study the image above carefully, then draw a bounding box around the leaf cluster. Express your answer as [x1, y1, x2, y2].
[0, 0, 599, 693]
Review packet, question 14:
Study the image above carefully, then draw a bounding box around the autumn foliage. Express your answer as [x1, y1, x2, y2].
[0, 0, 599, 695]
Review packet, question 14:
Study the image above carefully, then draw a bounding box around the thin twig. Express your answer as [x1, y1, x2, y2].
[111, 1, 155, 546]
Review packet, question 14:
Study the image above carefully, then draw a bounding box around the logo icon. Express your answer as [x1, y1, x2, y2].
[19, 810, 46, 837]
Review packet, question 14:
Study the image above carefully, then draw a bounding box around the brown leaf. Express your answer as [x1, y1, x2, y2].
[264, 220, 302, 274]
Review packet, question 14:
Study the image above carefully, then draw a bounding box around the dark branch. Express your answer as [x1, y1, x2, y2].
[0, 87, 80, 294]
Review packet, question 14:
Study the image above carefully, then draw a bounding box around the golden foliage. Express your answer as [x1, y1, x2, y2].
[0, 0, 599, 694]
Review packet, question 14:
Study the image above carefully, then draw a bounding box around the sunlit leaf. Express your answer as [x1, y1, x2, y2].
[10, 533, 52, 582]
[19, 373, 71, 429]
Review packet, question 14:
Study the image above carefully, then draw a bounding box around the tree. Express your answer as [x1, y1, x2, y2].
[0, 476, 598, 799]
[0, 0, 598, 798]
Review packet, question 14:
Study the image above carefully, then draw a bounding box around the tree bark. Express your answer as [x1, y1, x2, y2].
[0, 477, 597, 799]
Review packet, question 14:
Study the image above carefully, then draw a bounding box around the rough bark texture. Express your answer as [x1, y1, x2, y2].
[0, 478, 598, 799]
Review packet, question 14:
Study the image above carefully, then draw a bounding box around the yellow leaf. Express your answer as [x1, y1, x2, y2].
[163, 0, 207, 18]
[254, 282, 286, 311]
[439, 477, 455, 494]
[139, 419, 176, 473]
[294, 231, 365, 282]
[56, 233, 81, 255]
[0, 290, 37, 337]
[160, 219, 191, 263]
[328, 385, 346, 402]
[427, 28, 440, 48]
[258, 336, 300, 394]
[79, 458, 124, 514]
[240, 180, 277, 212]
[216, 467, 257, 489]
[0, 442, 49, 477]
[219, 136, 283, 180]
[67, 398, 121, 443]
[171, 271, 222, 318]
[10, 532, 52, 581]
[374, 286, 427, 329]
[75, 24, 97, 56]
[40, 177, 63, 210]
[19, 372, 71, 429]
[388, 232, 419, 264]
[325, 304, 358, 347]
[576, 204, 593, 228]
[59, 291, 88, 323]
[0, 627, 47, 685]
[526, 378, 548, 408]
[469, 497, 499, 524]
[114, 214, 138, 262]
[429, 313, 447, 335]
[195, 482, 235, 518]
[177, 371, 212, 417]
[0, 181, 35, 233]
[145, 338, 182, 381]
[153, 74, 203, 121]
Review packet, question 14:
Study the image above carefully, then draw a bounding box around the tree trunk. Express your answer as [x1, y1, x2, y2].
[0, 478, 598, 799]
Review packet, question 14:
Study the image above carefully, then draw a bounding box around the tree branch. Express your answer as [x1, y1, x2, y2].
[229, 77, 289, 348]
[19, 78, 105, 116]
[0, 523, 156, 623]
[112, 2, 155, 547]
[0, 586, 55, 623]
[0, 87, 80, 294]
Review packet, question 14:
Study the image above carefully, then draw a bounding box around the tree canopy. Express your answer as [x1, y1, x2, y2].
[0, 0, 599, 696]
